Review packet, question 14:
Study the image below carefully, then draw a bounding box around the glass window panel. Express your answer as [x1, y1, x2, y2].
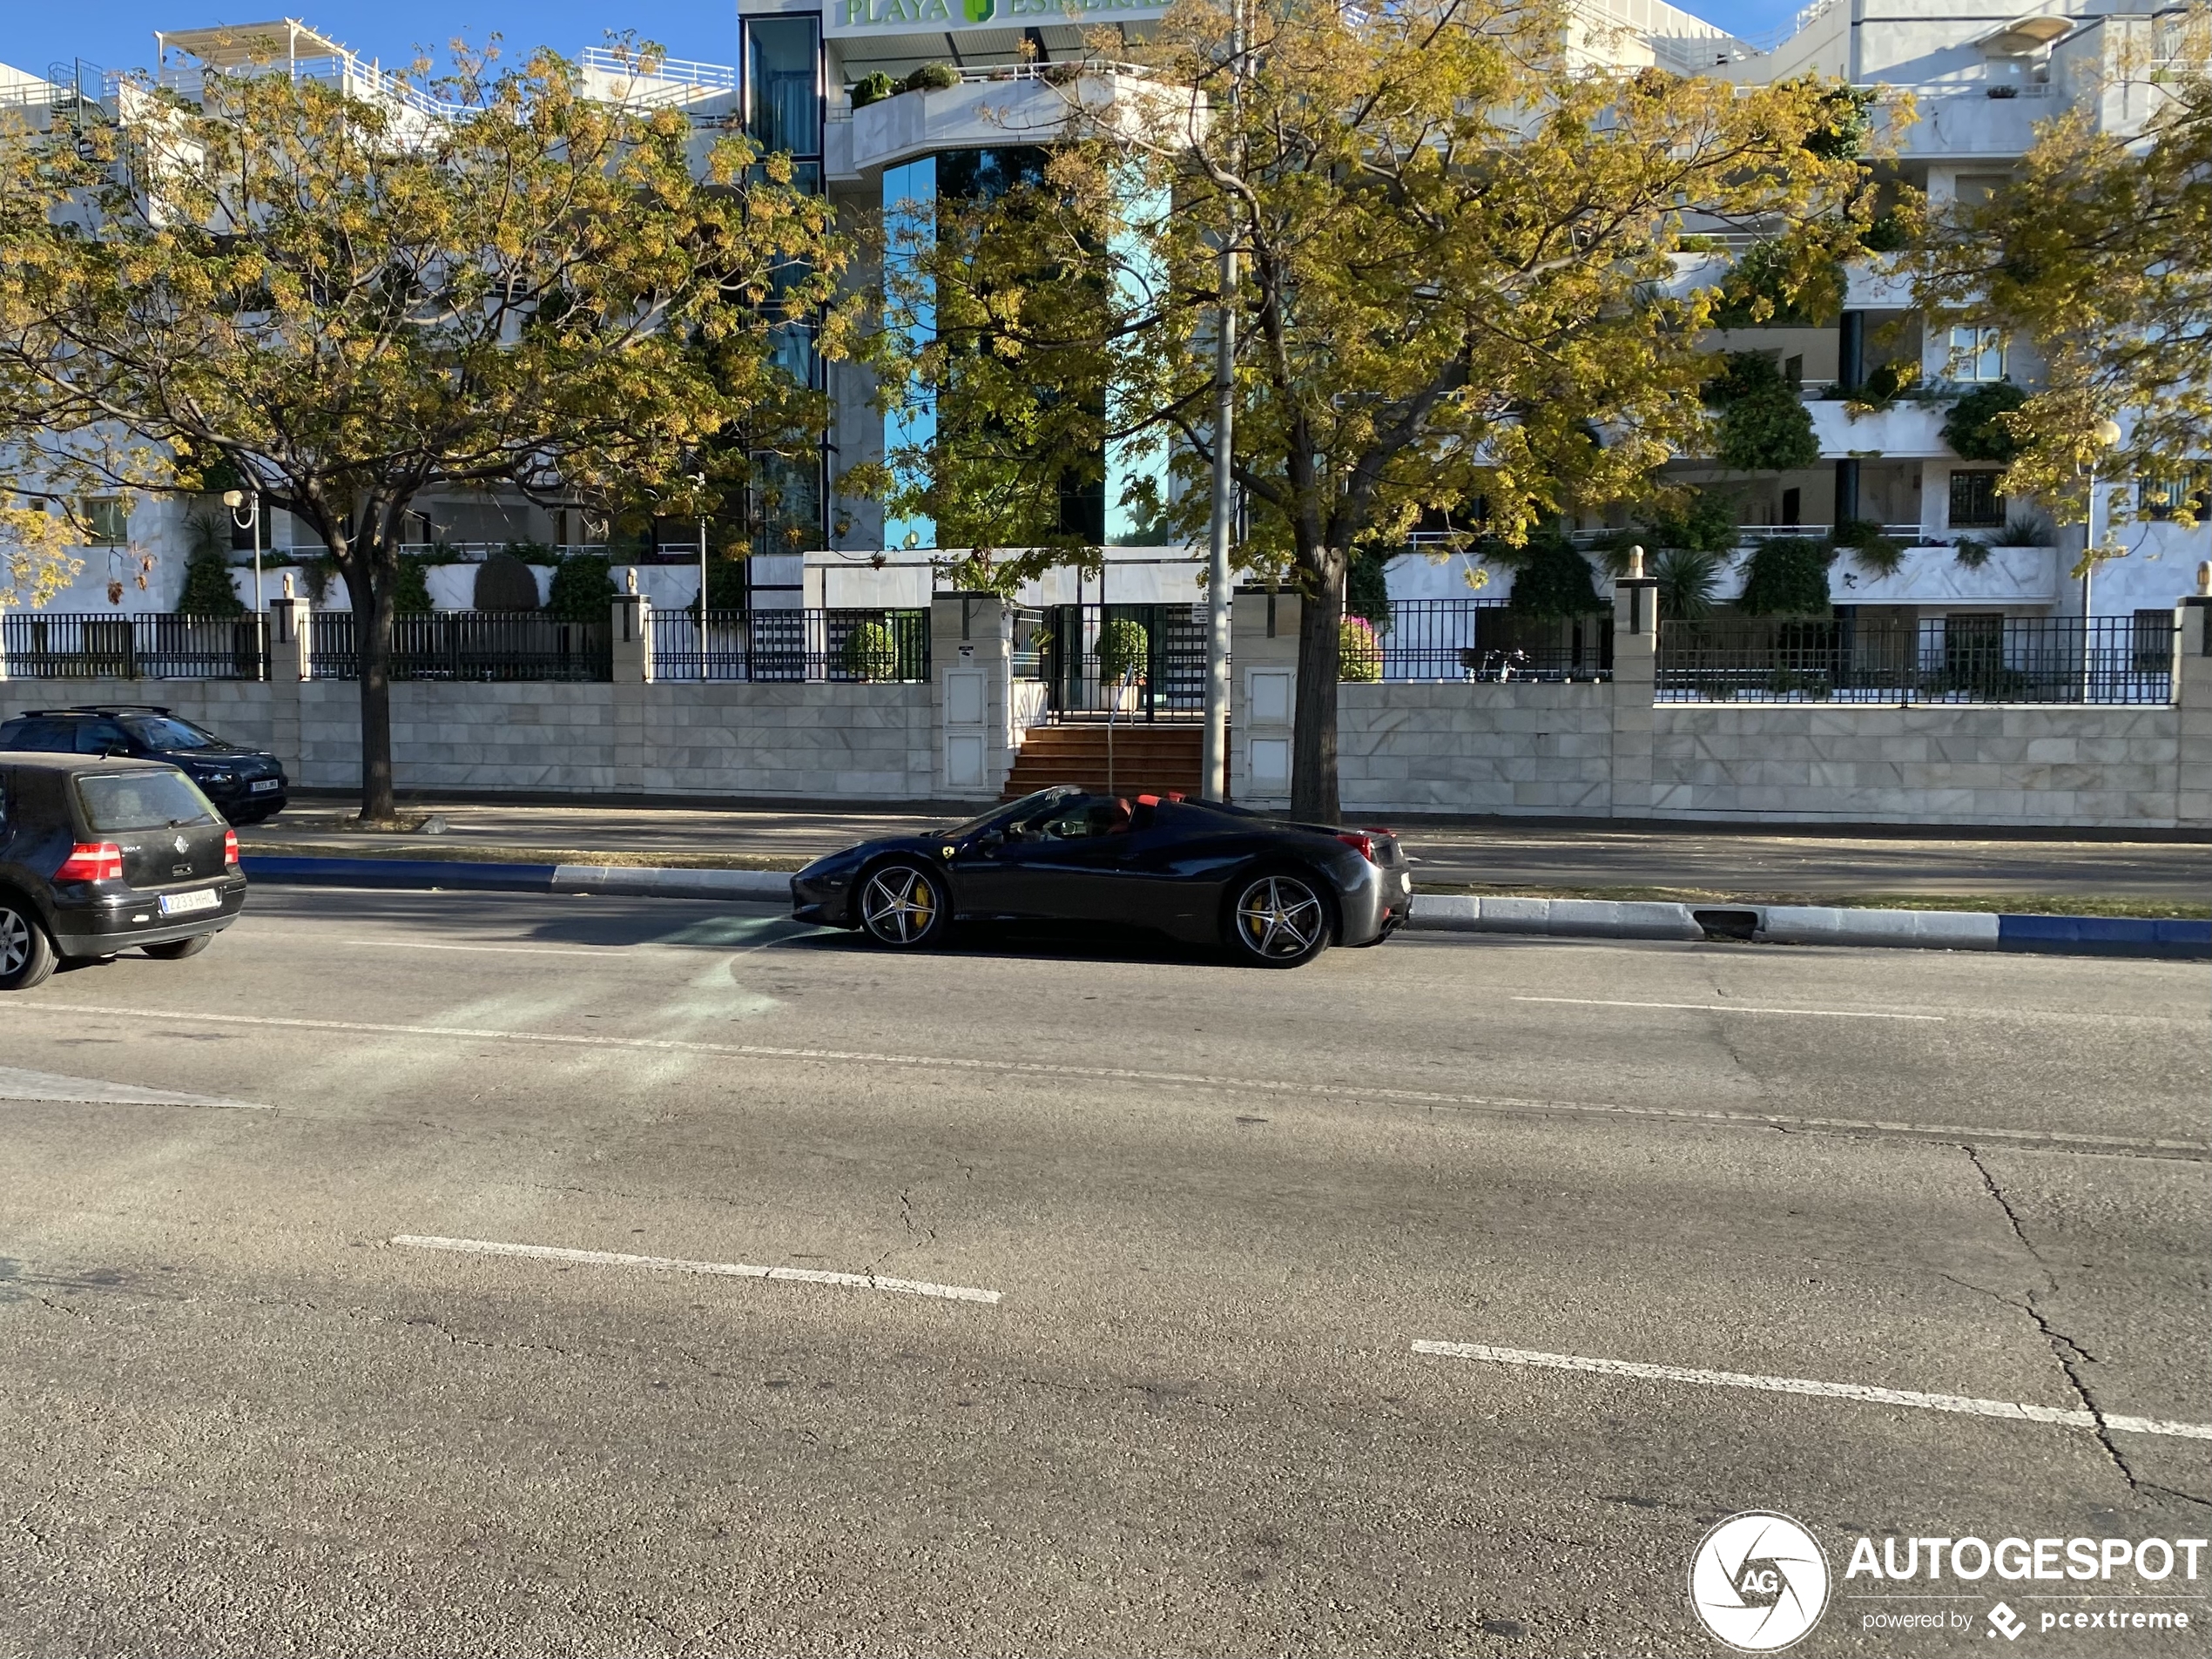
[746, 17, 820, 159]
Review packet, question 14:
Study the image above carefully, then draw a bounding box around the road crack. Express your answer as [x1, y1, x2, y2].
[1961, 1145, 2145, 1495]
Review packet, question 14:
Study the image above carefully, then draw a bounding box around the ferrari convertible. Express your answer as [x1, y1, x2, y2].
[789, 786, 1412, 967]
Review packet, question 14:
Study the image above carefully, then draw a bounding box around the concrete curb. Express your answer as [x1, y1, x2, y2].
[237, 855, 2209, 959]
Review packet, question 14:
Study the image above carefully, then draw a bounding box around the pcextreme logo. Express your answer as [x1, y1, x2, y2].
[1689, 1512, 1831, 1652]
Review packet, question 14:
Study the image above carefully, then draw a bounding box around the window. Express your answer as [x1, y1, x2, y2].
[0, 717, 72, 752]
[2138, 466, 2211, 523]
[75, 769, 217, 832]
[120, 714, 219, 751]
[1946, 326, 2005, 382]
[84, 497, 129, 545]
[71, 718, 132, 755]
[745, 17, 820, 160]
[1949, 470, 2005, 529]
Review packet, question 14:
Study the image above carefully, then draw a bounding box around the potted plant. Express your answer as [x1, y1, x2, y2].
[1096, 616, 1150, 711]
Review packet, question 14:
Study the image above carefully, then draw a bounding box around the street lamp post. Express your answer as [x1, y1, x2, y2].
[1200, 2, 1243, 804]
[691, 471, 709, 628]
[221, 487, 261, 611]
[2082, 418, 2122, 700]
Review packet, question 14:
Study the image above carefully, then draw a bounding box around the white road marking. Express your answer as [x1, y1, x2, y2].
[1512, 995, 1945, 1022]
[390, 1234, 1000, 1305]
[5, 1001, 2202, 1156]
[338, 939, 637, 958]
[0, 1066, 270, 1111]
[1412, 1341, 2212, 1441]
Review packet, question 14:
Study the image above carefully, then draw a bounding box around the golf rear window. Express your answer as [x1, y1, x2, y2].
[75, 770, 219, 832]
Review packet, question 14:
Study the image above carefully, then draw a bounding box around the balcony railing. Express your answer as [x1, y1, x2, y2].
[1657, 616, 2176, 705]
[1361, 599, 1613, 683]
[1, 612, 267, 680]
[649, 608, 930, 683]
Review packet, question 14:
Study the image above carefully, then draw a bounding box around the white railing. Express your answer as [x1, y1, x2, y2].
[577, 47, 738, 91]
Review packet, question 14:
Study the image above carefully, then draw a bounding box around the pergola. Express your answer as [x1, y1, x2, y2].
[153, 18, 352, 74]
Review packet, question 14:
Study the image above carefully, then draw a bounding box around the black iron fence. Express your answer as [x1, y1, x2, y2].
[1656, 616, 2176, 705]
[1361, 599, 1614, 682]
[1042, 603, 1208, 720]
[1, 612, 267, 679]
[309, 610, 610, 682]
[648, 609, 930, 682]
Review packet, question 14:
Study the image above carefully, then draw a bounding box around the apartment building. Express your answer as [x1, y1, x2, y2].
[3, 5, 2203, 626]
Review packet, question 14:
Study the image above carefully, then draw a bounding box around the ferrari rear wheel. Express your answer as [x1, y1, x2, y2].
[1226, 872, 1331, 968]
[859, 860, 950, 949]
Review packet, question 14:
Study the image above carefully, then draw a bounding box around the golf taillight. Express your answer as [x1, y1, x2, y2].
[57, 841, 124, 881]
[224, 828, 239, 867]
[1336, 831, 1377, 862]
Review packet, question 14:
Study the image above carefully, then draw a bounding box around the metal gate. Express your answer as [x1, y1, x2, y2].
[1043, 604, 1207, 721]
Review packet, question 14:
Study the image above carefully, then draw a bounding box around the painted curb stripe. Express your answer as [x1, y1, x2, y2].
[1412, 1341, 2212, 1440]
[389, 1234, 1001, 1304]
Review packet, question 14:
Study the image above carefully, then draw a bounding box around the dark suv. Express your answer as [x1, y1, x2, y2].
[0, 706, 288, 824]
[0, 754, 247, 989]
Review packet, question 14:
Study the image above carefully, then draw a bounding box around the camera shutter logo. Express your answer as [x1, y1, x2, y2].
[1689, 1512, 1831, 1652]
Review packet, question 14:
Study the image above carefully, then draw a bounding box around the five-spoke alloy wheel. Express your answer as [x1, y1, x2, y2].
[859, 860, 950, 949]
[1227, 872, 1331, 968]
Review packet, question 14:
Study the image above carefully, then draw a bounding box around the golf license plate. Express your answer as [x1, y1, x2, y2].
[159, 887, 221, 917]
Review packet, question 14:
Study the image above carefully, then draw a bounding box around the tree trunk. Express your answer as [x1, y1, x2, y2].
[353, 556, 398, 822]
[1291, 549, 1347, 823]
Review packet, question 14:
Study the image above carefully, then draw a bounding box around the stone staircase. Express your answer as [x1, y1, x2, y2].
[1001, 721, 1207, 799]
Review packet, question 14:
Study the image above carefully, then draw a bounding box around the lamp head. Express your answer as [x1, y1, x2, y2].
[1627, 543, 1645, 580]
[220, 489, 244, 508]
[2094, 419, 2122, 448]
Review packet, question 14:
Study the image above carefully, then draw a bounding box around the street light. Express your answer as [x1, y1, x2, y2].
[220, 487, 261, 611]
[2082, 417, 2122, 699]
[691, 470, 709, 626]
[1200, 0, 1244, 803]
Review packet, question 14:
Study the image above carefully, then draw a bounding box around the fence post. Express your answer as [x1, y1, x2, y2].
[1231, 588, 1299, 808]
[2176, 575, 2212, 826]
[610, 576, 652, 684]
[265, 583, 311, 782]
[934, 591, 1007, 799]
[1610, 552, 1659, 820]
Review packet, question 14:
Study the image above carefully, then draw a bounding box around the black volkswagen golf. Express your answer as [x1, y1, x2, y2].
[0, 754, 246, 990]
[0, 705, 289, 824]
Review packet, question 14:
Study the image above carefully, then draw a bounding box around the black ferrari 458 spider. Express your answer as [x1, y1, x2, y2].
[790, 786, 1412, 968]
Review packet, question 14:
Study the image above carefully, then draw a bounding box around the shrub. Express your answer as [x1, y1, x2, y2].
[1831, 516, 1905, 577]
[1650, 546, 1724, 619]
[176, 510, 245, 617]
[1952, 536, 1992, 569]
[1505, 531, 1602, 617]
[473, 550, 543, 612]
[900, 64, 961, 94]
[1735, 536, 1835, 616]
[2000, 509, 2054, 547]
[1346, 546, 1394, 634]
[1644, 486, 1741, 554]
[1339, 615, 1382, 681]
[840, 619, 900, 682]
[1096, 616, 1150, 683]
[545, 551, 614, 624]
[1942, 381, 2028, 462]
[1711, 352, 1820, 472]
[394, 553, 435, 614]
[850, 71, 897, 108]
[1711, 240, 1838, 328]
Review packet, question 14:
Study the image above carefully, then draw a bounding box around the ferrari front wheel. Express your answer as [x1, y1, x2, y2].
[859, 860, 951, 949]
[1226, 871, 1331, 968]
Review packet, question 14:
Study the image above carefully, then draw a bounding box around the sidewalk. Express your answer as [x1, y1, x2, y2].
[244, 793, 2212, 915]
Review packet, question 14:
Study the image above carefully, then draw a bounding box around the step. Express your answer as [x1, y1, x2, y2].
[1003, 722, 1207, 799]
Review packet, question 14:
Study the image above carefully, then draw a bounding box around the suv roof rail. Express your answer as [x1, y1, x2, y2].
[31, 704, 173, 715]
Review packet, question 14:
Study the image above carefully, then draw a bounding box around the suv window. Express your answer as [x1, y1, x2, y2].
[119, 714, 219, 751]
[76, 770, 219, 833]
[73, 718, 132, 755]
[0, 717, 73, 752]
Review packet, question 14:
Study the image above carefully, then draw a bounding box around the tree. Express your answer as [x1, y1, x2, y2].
[0, 46, 857, 819]
[1917, 12, 2211, 534]
[880, 0, 1872, 817]
[176, 509, 246, 616]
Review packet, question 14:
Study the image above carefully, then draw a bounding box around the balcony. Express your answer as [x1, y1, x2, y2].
[1828, 543, 2060, 605]
[840, 65, 1162, 179]
[1808, 397, 1954, 461]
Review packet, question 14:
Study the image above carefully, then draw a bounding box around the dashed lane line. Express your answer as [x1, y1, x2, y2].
[390, 1234, 1000, 1305]
[4, 1001, 2204, 1159]
[1412, 1341, 2212, 1441]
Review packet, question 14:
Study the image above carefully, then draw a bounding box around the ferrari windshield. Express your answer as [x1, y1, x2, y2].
[944, 786, 1079, 839]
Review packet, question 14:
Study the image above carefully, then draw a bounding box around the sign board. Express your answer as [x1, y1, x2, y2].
[825, 0, 1170, 38]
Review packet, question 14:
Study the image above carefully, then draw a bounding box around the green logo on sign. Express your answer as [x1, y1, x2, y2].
[964, 0, 995, 19]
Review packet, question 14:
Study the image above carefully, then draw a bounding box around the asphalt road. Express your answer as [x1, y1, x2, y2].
[258, 797, 2212, 902]
[2, 890, 2207, 1657]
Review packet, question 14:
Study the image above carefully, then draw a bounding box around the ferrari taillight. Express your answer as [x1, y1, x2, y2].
[57, 841, 124, 881]
[1336, 832, 1377, 863]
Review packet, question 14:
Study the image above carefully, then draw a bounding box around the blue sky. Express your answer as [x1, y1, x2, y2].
[7, 1, 1806, 78]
